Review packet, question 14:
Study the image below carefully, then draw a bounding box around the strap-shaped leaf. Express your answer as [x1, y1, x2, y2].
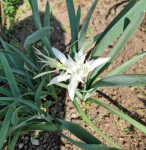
[90, 98, 146, 134]
[90, 12, 145, 84]
[7, 129, 21, 150]
[24, 27, 52, 50]
[0, 105, 15, 150]
[57, 118, 101, 144]
[0, 52, 20, 97]
[106, 52, 146, 77]
[91, 0, 146, 58]
[73, 100, 121, 148]
[28, 0, 42, 29]
[76, 5, 81, 34]
[35, 79, 45, 106]
[92, 74, 146, 88]
[61, 133, 119, 150]
[66, 0, 78, 43]
[0, 87, 12, 97]
[0, 38, 37, 70]
[78, 0, 98, 49]
[44, 1, 51, 42]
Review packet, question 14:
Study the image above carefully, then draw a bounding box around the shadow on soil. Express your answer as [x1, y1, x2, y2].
[97, 90, 146, 128]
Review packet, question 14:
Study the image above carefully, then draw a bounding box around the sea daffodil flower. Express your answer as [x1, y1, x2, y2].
[34, 47, 110, 101]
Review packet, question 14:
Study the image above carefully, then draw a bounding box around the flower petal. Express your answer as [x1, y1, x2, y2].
[52, 47, 67, 65]
[89, 57, 110, 71]
[48, 74, 71, 86]
[68, 76, 79, 101]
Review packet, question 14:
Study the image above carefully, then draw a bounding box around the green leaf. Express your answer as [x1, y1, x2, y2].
[0, 105, 15, 150]
[44, 1, 51, 42]
[58, 118, 101, 144]
[73, 100, 121, 148]
[61, 133, 119, 150]
[90, 12, 145, 84]
[11, 107, 19, 125]
[7, 129, 21, 150]
[78, 0, 98, 49]
[91, 0, 144, 58]
[24, 27, 52, 50]
[90, 98, 146, 134]
[0, 87, 12, 97]
[0, 39, 37, 70]
[35, 79, 45, 106]
[106, 52, 146, 77]
[92, 74, 146, 88]
[76, 5, 81, 34]
[0, 52, 20, 97]
[28, 0, 42, 29]
[66, 0, 78, 53]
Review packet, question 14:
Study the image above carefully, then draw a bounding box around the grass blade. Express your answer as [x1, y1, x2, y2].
[76, 5, 81, 34]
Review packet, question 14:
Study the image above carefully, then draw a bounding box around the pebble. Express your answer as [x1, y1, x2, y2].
[18, 143, 24, 149]
[71, 113, 78, 119]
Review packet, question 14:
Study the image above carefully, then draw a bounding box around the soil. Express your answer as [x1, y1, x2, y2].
[1, 0, 146, 150]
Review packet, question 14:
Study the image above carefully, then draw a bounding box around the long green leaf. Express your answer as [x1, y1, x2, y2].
[90, 98, 146, 134]
[44, 1, 51, 42]
[7, 129, 21, 150]
[92, 74, 146, 88]
[0, 87, 12, 97]
[61, 133, 119, 150]
[0, 52, 20, 97]
[35, 79, 45, 106]
[90, 12, 145, 83]
[73, 100, 121, 148]
[0, 40, 37, 70]
[91, 0, 146, 58]
[58, 118, 101, 144]
[76, 5, 81, 34]
[0, 105, 15, 150]
[78, 0, 98, 49]
[24, 27, 52, 50]
[28, 0, 42, 29]
[106, 52, 146, 77]
[66, 0, 78, 53]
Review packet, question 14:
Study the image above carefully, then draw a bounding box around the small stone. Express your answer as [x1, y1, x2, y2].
[71, 113, 78, 119]
[18, 143, 24, 149]
[31, 137, 39, 145]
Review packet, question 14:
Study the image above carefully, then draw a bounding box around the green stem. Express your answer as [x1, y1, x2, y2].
[73, 100, 121, 149]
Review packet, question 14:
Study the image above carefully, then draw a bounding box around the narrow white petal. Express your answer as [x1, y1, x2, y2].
[48, 74, 71, 86]
[89, 57, 110, 71]
[52, 47, 67, 65]
[68, 76, 79, 101]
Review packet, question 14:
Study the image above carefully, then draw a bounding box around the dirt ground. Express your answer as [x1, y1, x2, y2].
[2, 0, 146, 150]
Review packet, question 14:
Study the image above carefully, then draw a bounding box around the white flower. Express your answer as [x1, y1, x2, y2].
[34, 47, 110, 101]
